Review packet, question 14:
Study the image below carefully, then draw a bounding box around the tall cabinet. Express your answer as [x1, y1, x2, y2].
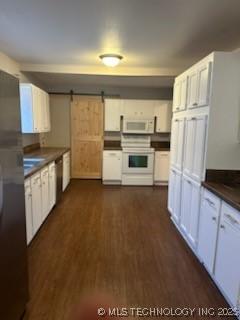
[168, 51, 240, 252]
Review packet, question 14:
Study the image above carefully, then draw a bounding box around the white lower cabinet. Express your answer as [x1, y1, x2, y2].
[168, 167, 182, 223]
[198, 189, 221, 273]
[180, 175, 201, 249]
[154, 151, 170, 185]
[49, 162, 56, 211]
[30, 172, 42, 236]
[63, 152, 70, 191]
[41, 167, 49, 221]
[24, 179, 33, 245]
[215, 202, 240, 308]
[102, 150, 122, 184]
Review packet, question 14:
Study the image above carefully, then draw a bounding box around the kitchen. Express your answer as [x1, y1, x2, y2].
[1, 1, 240, 319]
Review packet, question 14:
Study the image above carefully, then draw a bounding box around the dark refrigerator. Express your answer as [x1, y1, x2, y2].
[0, 70, 29, 319]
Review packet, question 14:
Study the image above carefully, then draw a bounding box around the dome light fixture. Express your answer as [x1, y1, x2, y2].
[99, 54, 123, 67]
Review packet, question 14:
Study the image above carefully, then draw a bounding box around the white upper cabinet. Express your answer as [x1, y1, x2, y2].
[215, 202, 240, 307]
[197, 62, 211, 108]
[180, 175, 201, 249]
[20, 83, 51, 133]
[198, 189, 221, 274]
[104, 99, 122, 131]
[170, 116, 185, 171]
[122, 100, 155, 118]
[172, 76, 188, 112]
[187, 61, 211, 110]
[183, 114, 207, 182]
[154, 100, 172, 133]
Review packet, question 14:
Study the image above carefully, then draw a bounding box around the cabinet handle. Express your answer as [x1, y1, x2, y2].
[192, 102, 198, 106]
[174, 119, 179, 122]
[205, 198, 215, 207]
[176, 107, 180, 110]
[225, 214, 239, 225]
[187, 180, 192, 185]
[191, 117, 197, 120]
[212, 216, 217, 221]
[220, 224, 225, 229]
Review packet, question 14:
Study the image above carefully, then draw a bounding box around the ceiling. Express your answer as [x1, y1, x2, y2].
[1, 0, 240, 77]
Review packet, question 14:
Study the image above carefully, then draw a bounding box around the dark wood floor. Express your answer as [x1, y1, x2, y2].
[24, 180, 231, 320]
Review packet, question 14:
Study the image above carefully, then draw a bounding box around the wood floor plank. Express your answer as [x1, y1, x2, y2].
[24, 180, 232, 320]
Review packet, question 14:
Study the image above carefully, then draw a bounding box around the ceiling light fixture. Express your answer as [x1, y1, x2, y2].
[99, 54, 123, 67]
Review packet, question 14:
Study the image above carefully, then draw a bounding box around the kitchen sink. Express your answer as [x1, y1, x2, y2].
[24, 157, 45, 163]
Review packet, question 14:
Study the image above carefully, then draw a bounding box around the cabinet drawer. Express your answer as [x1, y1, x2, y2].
[221, 202, 240, 229]
[103, 151, 122, 158]
[202, 189, 221, 211]
[31, 172, 41, 185]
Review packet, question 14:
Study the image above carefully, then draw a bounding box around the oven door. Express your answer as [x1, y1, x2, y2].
[122, 150, 154, 174]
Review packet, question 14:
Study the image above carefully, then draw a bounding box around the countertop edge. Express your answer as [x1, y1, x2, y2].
[24, 147, 70, 179]
[202, 181, 240, 212]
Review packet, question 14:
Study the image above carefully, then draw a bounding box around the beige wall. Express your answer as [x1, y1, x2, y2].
[41, 95, 71, 147]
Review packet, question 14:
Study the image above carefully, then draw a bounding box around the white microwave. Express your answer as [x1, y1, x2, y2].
[123, 118, 154, 134]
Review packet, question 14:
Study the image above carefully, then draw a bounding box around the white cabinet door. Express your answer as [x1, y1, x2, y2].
[168, 167, 182, 223]
[20, 84, 50, 133]
[63, 152, 70, 191]
[155, 101, 172, 133]
[198, 189, 221, 274]
[170, 117, 185, 171]
[102, 151, 122, 182]
[42, 91, 51, 132]
[41, 167, 49, 221]
[48, 162, 56, 211]
[197, 62, 211, 108]
[215, 202, 240, 307]
[180, 175, 201, 249]
[172, 81, 181, 112]
[187, 69, 198, 109]
[104, 99, 121, 131]
[183, 115, 207, 181]
[31, 173, 42, 235]
[24, 179, 33, 245]
[122, 100, 155, 118]
[154, 151, 170, 183]
[179, 76, 188, 111]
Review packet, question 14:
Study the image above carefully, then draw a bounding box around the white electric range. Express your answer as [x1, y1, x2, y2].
[121, 135, 154, 186]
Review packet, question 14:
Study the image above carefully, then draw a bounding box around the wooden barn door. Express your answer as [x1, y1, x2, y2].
[71, 96, 104, 178]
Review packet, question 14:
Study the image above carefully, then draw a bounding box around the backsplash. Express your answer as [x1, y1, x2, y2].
[22, 133, 40, 147]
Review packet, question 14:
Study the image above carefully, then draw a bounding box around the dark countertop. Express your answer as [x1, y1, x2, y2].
[103, 140, 170, 151]
[24, 147, 70, 179]
[202, 181, 240, 211]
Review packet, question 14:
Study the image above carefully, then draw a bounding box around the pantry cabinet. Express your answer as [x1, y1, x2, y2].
[103, 150, 122, 184]
[154, 101, 172, 133]
[168, 168, 182, 223]
[183, 114, 207, 181]
[180, 175, 201, 249]
[20, 83, 51, 133]
[24, 179, 33, 245]
[154, 151, 170, 184]
[30, 172, 42, 235]
[48, 162, 56, 211]
[172, 76, 187, 112]
[170, 116, 185, 171]
[41, 167, 49, 221]
[104, 99, 122, 131]
[215, 202, 240, 308]
[198, 190, 221, 273]
[63, 152, 70, 191]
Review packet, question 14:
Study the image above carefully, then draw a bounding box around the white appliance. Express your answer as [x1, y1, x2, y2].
[123, 118, 154, 134]
[121, 135, 154, 185]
